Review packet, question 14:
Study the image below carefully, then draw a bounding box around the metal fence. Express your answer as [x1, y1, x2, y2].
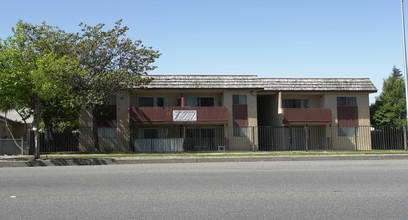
[12, 125, 408, 154]
[0, 138, 26, 155]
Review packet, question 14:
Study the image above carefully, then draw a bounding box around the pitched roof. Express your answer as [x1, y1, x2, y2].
[0, 115, 22, 124]
[139, 75, 377, 93]
[141, 75, 264, 89]
[0, 111, 32, 124]
[261, 78, 377, 92]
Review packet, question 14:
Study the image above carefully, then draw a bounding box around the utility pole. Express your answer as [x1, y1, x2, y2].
[402, 0, 408, 125]
[401, 0, 408, 150]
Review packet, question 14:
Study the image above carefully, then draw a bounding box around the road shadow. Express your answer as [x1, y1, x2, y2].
[25, 158, 117, 166]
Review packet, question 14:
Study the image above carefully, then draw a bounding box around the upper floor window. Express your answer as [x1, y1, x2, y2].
[337, 97, 357, 106]
[233, 95, 247, 105]
[185, 97, 214, 107]
[139, 97, 167, 107]
[282, 99, 309, 108]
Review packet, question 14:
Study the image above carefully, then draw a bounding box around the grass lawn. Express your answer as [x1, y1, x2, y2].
[18, 150, 407, 159]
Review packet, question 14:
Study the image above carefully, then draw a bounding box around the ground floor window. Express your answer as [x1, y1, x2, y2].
[139, 128, 168, 139]
[97, 127, 117, 138]
[233, 127, 248, 137]
[338, 126, 359, 137]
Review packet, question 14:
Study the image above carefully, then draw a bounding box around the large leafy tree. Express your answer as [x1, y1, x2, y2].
[371, 66, 407, 126]
[73, 20, 161, 151]
[0, 20, 160, 153]
[20, 21, 84, 133]
[0, 21, 83, 155]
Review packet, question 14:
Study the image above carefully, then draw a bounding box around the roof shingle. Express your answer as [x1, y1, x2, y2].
[138, 75, 377, 92]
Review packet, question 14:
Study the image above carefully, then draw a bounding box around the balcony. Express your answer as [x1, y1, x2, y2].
[282, 108, 332, 125]
[129, 106, 228, 125]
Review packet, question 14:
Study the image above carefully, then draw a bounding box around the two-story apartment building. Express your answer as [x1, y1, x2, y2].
[78, 75, 377, 152]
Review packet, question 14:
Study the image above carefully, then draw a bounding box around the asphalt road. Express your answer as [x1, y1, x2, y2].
[1, 160, 408, 219]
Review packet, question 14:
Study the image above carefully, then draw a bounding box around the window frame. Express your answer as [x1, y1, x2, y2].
[139, 97, 168, 107]
[233, 126, 248, 137]
[337, 97, 357, 107]
[97, 127, 117, 138]
[338, 126, 359, 137]
[282, 99, 309, 108]
[233, 95, 247, 105]
[185, 97, 215, 107]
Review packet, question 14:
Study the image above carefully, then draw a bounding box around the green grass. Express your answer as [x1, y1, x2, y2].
[4, 150, 408, 159]
[23, 150, 408, 159]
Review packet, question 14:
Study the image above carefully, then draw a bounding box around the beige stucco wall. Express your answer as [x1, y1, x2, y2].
[322, 92, 372, 150]
[224, 91, 258, 151]
[115, 91, 131, 151]
[78, 107, 94, 152]
[321, 92, 371, 126]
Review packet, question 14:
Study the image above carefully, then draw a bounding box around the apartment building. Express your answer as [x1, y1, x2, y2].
[79, 75, 377, 152]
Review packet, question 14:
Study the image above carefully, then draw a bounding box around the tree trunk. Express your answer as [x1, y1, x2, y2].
[34, 100, 41, 159]
[44, 121, 53, 153]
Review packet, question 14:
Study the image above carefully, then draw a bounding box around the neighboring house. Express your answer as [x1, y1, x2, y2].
[0, 112, 28, 155]
[78, 75, 377, 152]
[0, 113, 28, 139]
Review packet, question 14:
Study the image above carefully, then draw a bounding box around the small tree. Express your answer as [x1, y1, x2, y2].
[371, 66, 407, 126]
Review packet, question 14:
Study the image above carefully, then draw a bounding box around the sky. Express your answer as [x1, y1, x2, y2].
[0, 0, 406, 104]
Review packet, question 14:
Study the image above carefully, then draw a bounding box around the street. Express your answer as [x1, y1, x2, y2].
[1, 160, 408, 219]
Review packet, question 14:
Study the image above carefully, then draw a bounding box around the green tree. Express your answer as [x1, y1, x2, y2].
[371, 66, 407, 126]
[73, 19, 161, 151]
[0, 21, 83, 155]
[0, 20, 161, 153]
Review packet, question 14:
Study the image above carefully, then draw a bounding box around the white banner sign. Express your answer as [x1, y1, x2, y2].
[173, 110, 197, 122]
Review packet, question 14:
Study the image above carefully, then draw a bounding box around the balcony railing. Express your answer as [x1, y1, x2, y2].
[282, 108, 332, 125]
[129, 106, 228, 125]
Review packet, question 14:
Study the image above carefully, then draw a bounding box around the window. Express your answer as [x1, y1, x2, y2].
[199, 97, 214, 106]
[144, 129, 159, 139]
[185, 97, 214, 107]
[282, 99, 309, 108]
[186, 128, 215, 138]
[337, 97, 357, 106]
[139, 97, 154, 107]
[139, 128, 168, 139]
[139, 97, 167, 107]
[233, 95, 247, 105]
[98, 127, 117, 138]
[338, 126, 359, 137]
[233, 127, 248, 137]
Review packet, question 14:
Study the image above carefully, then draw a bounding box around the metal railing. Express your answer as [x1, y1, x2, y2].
[20, 125, 408, 154]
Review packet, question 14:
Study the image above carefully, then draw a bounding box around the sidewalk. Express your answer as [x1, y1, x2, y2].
[1, 153, 408, 167]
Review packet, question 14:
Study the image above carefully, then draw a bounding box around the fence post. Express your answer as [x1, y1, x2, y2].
[21, 137, 24, 155]
[304, 125, 309, 151]
[354, 126, 358, 151]
[252, 126, 255, 152]
[404, 126, 407, 151]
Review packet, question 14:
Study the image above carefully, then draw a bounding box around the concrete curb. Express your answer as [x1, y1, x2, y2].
[1, 154, 408, 167]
